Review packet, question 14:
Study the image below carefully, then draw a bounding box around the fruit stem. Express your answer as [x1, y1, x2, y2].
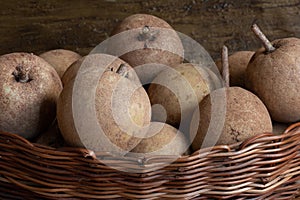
[251, 24, 275, 52]
[116, 64, 129, 78]
[138, 26, 151, 41]
[12, 64, 31, 83]
[221, 45, 230, 88]
[137, 25, 158, 42]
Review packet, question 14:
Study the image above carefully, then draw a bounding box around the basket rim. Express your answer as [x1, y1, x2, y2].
[1, 122, 299, 162]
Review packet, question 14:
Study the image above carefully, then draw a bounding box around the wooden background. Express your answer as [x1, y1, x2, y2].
[0, 0, 299, 60]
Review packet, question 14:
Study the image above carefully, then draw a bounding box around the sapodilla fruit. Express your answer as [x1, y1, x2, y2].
[57, 54, 151, 153]
[246, 24, 300, 123]
[131, 122, 189, 156]
[35, 121, 65, 148]
[108, 14, 184, 83]
[0, 52, 62, 139]
[191, 46, 272, 150]
[148, 62, 222, 129]
[216, 51, 254, 87]
[272, 121, 289, 135]
[39, 49, 81, 78]
[61, 54, 140, 86]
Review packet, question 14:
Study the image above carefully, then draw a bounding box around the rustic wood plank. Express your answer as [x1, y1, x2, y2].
[0, 0, 299, 59]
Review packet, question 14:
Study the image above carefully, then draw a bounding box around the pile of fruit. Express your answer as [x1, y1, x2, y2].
[0, 14, 300, 157]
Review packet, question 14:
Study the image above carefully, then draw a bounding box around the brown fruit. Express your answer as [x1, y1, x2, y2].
[246, 24, 300, 123]
[34, 121, 65, 148]
[191, 87, 273, 149]
[108, 14, 184, 82]
[131, 122, 189, 156]
[191, 46, 272, 150]
[216, 51, 254, 87]
[57, 54, 151, 152]
[0, 52, 62, 139]
[62, 54, 140, 86]
[272, 121, 289, 135]
[39, 49, 81, 78]
[148, 63, 222, 129]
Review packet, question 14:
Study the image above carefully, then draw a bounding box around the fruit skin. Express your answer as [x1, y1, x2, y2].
[109, 14, 184, 82]
[57, 54, 151, 152]
[191, 87, 272, 150]
[34, 121, 65, 148]
[216, 51, 254, 87]
[39, 49, 81, 78]
[0, 52, 63, 139]
[246, 37, 300, 123]
[62, 54, 140, 86]
[131, 122, 189, 156]
[148, 63, 222, 129]
[272, 121, 289, 135]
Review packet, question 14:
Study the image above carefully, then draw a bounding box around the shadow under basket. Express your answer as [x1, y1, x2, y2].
[1, 123, 300, 199]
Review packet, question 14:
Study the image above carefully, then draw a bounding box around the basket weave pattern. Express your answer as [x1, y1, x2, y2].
[1, 123, 300, 199]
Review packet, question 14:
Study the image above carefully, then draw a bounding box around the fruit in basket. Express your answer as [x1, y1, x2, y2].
[0, 52, 63, 139]
[191, 46, 272, 150]
[62, 54, 140, 86]
[108, 13, 184, 83]
[57, 54, 151, 152]
[35, 121, 65, 148]
[39, 49, 81, 79]
[130, 122, 189, 156]
[215, 51, 254, 87]
[246, 24, 300, 123]
[147, 63, 222, 129]
[272, 121, 289, 135]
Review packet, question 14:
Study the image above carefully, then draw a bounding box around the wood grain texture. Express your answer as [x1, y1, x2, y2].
[0, 0, 299, 59]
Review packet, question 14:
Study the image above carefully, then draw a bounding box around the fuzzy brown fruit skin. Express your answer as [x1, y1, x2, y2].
[61, 54, 140, 86]
[191, 87, 272, 150]
[35, 121, 65, 148]
[39, 49, 81, 78]
[272, 121, 289, 135]
[109, 14, 184, 82]
[216, 51, 254, 87]
[148, 63, 222, 129]
[0, 52, 62, 139]
[57, 55, 151, 152]
[131, 122, 189, 156]
[246, 37, 300, 123]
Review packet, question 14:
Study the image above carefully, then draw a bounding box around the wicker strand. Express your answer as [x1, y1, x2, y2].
[0, 123, 300, 199]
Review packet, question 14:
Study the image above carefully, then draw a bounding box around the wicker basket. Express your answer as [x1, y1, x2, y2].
[1, 122, 300, 199]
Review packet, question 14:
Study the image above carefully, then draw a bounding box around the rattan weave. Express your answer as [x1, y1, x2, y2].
[1, 123, 300, 199]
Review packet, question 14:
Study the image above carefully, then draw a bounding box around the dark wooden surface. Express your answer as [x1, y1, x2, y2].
[0, 0, 299, 60]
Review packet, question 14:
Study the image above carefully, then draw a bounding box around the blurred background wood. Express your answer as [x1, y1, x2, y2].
[0, 0, 299, 60]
